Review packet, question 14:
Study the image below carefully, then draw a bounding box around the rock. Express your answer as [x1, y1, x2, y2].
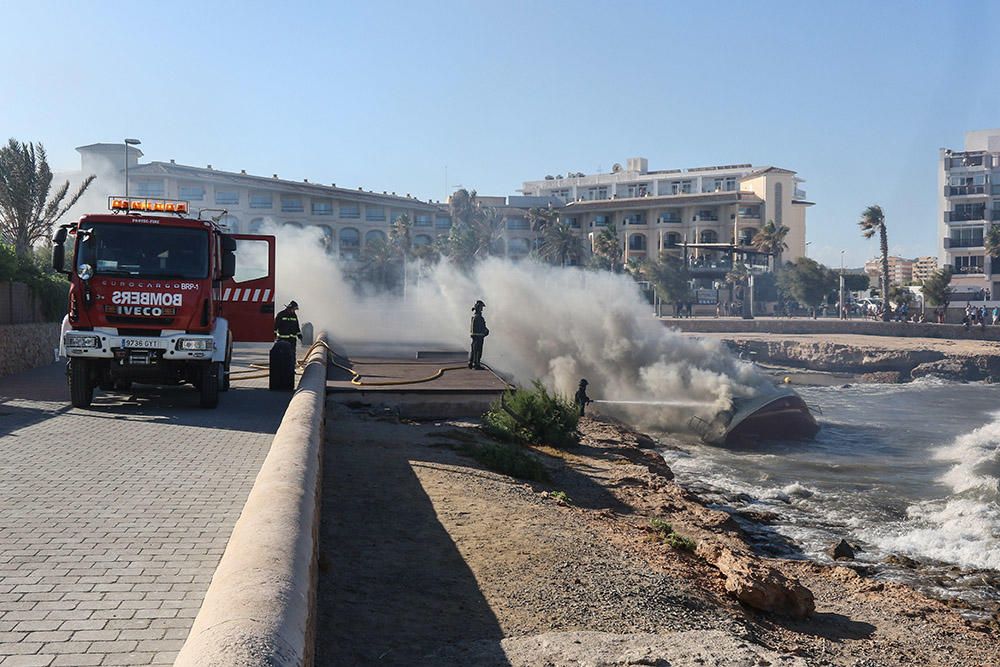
[697, 544, 815, 618]
[886, 553, 921, 569]
[831, 539, 856, 560]
[859, 371, 903, 384]
[910, 358, 980, 382]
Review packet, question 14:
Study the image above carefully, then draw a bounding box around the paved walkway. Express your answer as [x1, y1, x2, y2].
[0, 345, 289, 666]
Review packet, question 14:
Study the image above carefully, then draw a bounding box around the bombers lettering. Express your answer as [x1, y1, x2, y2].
[111, 291, 183, 307]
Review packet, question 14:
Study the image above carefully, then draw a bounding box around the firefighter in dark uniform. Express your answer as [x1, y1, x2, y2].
[469, 299, 489, 370]
[274, 300, 302, 355]
[574, 378, 592, 416]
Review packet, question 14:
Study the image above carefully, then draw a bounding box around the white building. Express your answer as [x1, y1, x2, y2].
[938, 129, 1000, 296]
[74, 144, 448, 262]
[520, 157, 812, 265]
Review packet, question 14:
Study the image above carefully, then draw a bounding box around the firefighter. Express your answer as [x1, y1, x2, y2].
[469, 299, 489, 370]
[274, 300, 302, 355]
[574, 378, 592, 417]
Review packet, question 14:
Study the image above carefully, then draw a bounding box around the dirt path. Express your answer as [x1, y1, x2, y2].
[314, 403, 998, 666]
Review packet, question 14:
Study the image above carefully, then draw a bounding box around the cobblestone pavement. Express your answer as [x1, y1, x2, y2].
[0, 345, 289, 666]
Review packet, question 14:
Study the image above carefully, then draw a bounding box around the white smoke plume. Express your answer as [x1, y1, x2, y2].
[269, 224, 771, 431]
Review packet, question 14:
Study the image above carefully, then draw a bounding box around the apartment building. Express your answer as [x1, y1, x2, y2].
[74, 144, 447, 262]
[912, 256, 939, 283]
[864, 256, 914, 286]
[938, 129, 1000, 296]
[520, 157, 811, 266]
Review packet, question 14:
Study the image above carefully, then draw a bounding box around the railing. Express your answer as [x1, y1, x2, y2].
[794, 189, 807, 199]
[946, 185, 987, 196]
[949, 239, 984, 248]
[694, 214, 719, 221]
[945, 209, 986, 222]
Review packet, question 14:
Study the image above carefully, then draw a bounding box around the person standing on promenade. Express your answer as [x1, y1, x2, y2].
[574, 379, 592, 417]
[469, 300, 489, 370]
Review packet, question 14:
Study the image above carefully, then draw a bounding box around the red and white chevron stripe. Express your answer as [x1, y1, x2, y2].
[221, 287, 272, 302]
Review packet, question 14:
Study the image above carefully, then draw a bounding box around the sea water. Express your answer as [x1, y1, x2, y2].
[657, 378, 1000, 612]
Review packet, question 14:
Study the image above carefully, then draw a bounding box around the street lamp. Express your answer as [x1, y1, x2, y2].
[804, 241, 812, 259]
[839, 250, 846, 319]
[124, 138, 141, 200]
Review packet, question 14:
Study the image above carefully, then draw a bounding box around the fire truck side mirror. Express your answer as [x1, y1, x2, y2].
[52, 228, 69, 274]
[220, 235, 237, 280]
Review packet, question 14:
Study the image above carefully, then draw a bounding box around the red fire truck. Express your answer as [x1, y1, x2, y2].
[52, 197, 276, 409]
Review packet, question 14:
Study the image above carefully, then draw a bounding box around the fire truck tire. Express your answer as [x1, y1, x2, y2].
[222, 343, 233, 392]
[114, 379, 132, 391]
[69, 359, 94, 408]
[199, 362, 221, 409]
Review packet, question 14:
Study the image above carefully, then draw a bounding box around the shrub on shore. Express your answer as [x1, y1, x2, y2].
[483, 380, 579, 448]
[649, 517, 696, 552]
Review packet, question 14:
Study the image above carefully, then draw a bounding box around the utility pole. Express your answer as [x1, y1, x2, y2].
[839, 250, 846, 319]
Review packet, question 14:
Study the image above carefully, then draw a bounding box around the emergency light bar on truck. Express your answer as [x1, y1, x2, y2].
[108, 196, 189, 214]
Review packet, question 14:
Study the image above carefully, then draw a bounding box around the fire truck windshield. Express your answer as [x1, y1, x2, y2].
[77, 223, 209, 279]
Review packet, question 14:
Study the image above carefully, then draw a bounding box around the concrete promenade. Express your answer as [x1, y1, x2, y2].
[0, 345, 289, 666]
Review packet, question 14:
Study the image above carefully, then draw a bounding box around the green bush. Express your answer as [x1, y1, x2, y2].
[458, 441, 549, 482]
[4, 245, 68, 321]
[483, 380, 579, 448]
[649, 518, 696, 552]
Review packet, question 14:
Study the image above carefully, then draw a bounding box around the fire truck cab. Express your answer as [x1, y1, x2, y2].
[52, 197, 276, 409]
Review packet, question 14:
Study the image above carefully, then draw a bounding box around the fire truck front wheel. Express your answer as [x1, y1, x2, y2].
[69, 358, 94, 408]
[199, 362, 221, 409]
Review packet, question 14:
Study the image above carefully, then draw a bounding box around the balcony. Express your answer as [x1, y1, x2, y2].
[945, 208, 986, 222]
[945, 185, 987, 197]
[693, 214, 719, 222]
[947, 153, 989, 170]
[948, 239, 984, 249]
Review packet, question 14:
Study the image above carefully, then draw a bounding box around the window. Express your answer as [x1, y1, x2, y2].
[586, 187, 608, 200]
[660, 212, 681, 223]
[954, 255, 984, 273]
[339, 227, 360, 260]
[415, 214, 433, 227]
[365, 230, 387, 245]
[592, 215, 609, 227]
[179, 183, 204, 201]
[696, 209, 718, 221]
[671, 180, 692, 194]
[133, 180, 165, 197]
[77, 223, 208, 279]
[250, 192, 273, 209]
[700, 230, 718, 243]
[281, 197, 304, 213]
[950, 227, 983, 248]
[312, 200, 334, 215]
[435, 216, 452, 229]
[738, 206, 761, 218]
[564, 216, 580, 228]
[215, 190, 239, 206]
[365, 206, 385, 221]
[725, 177, 737, 191]
[773, 182, 783, 224]
[233, 239, 270, 284]
[506, 216, 530, 230]
[623, 213, 645, 225]
[508, 238, 530, 254]
[664, 232, 682, 248]
[626, 183, 649, 198]
[628, 234, 647, 251]
[340, 203, 360, 218]
[739, 228, 758, 245]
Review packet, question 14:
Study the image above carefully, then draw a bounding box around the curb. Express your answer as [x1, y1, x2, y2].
[174, 335, 328, 666]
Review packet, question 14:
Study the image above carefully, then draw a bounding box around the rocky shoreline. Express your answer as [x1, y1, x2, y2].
[317, 403, 999, 666]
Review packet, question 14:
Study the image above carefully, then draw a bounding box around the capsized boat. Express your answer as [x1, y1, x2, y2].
[692, 385, 820, 445]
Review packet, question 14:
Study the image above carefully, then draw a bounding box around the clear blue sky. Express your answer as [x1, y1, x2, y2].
[2, 0, 998, 267]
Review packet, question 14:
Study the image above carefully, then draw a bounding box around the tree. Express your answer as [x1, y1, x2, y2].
[777, 257, 836, 309]
[0, 139, 94, 257]
[527, 205, 557, 233]
[590, 222, 623, 272]
[750, 219, 789, 271]
[859, 204, 890, 321]
[985, 224, 1000, 261]
[888, 284, 914, 310]
[842, 273, 870, 293]
[389, 213, 412, 260]
[922, 268, 954, 308]
[358, 237, 400, 292]
[538, 221, 583, 267]
[646, 254, 691, 304]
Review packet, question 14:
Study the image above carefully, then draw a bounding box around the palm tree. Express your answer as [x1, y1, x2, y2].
[0, 139, 94, 256]
[985, 224, 1000, 262]
[538, 221, 583, 267]
[389, 213, 412, 259]
[859, 205, 890, 321]
[527, 205, 557, 233]
[359, 237, 399, 291]
[750, 219, 789, 271]
[591, 222, 623, 272]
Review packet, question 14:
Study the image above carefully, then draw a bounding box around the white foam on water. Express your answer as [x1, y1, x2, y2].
[859, 414, 1000, 571]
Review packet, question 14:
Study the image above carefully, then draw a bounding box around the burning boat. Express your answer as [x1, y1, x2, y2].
[693, 385, 820, 445]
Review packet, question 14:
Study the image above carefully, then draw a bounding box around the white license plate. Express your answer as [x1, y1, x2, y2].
[121, 338, 166, 349]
